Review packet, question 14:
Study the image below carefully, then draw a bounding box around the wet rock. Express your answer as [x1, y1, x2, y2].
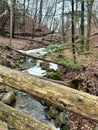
[49, 106, 58, 119]
[54, 111, 67, 128]
[45, 112, 51, 120]
[1, 91, 16, 105]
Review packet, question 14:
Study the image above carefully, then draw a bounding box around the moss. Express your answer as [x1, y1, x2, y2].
[46, 71, 62, 80]
[40, 61, 50, 71]
[1, 60, 16, 69]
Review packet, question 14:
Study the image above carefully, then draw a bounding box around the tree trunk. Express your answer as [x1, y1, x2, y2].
[9, 0, 13, 47]
[81, 0, 85, 51]
[0, 65, 98, 122]
[71, 0, 76, 63]
[0, 101, 53, 130]
[39, 0, 43, 24]
[86, 0, 94, 51]
[62, 0, 65, 41]
[12, 0, 16, 38]
[23, 0, 26, 39]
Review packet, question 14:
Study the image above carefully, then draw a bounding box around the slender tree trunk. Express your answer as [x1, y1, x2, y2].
[62, 0, 65, 41]
[86, 0, 94, 51]
[23, 0, 26, 39]
[32, 0, 38, 38]
[81, 0, 85, 51]
[71, 0, 76, 63]
[9, 0, 13, 47]
[39, 0, 43, 24]
[12, 0, 16, 38]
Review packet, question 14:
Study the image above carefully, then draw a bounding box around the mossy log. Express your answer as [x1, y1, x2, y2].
[0, 101, 53, 130]
[0, 65, 98, 122]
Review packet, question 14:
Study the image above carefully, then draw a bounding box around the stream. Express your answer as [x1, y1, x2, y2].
[14, 48, 59, 130]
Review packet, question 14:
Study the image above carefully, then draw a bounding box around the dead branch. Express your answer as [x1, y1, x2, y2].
[0, 10, 7, 18]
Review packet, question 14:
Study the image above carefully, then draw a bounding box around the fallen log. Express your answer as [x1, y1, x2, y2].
[6, 45, 66, 67]
[0, 101, 53, 130]
[0, 65, 98, 122]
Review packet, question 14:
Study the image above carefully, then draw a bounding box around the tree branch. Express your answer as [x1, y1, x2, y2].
[0, 10, 7, 18]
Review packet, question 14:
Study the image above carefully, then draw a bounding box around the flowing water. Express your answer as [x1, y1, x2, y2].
[15, 48, 59, 130]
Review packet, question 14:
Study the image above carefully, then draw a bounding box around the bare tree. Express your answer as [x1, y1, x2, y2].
[71, 0, 76, 63]
[23, 0, 26, 39]
[39, 0, 43, 24]
[86, 0, 94, 51]
[10, 0, 13, 47]
[12, 0, 16, 38]
[80, 0, 85, 51]
[62, 0, 65, 41]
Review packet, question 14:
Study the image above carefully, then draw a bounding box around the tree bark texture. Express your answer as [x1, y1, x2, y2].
[0, 101, 53, 130]
[0, 65, 98, 122]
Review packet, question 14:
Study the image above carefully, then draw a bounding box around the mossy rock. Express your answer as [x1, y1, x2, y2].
[61, 124, 70, 130]
[1, 60, 16, 69]
[1, 91, 16, 105]
[40, 61, 50, 71]
[48, 106, 58, 119]
[54, 111, 67, 128]
[46, 71, 62, 80]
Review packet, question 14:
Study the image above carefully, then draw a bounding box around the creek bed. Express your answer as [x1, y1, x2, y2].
[14, 48, 59, 130]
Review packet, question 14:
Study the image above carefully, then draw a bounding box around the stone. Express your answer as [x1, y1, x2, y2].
[54, 111, 67, 128]
[49, 106, 58, 119]
[5, 86, 17, 93]
[1, 91, 16, 105]
[40, 61, 50, 71]
[46, 71, 62, 80]
[61, 124, 70, 130]
[0, 85, 6, 92]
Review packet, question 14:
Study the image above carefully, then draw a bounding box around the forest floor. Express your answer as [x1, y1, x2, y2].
[0, 35, 98, 130]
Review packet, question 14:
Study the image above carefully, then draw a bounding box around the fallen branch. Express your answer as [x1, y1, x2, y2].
[6, 46, 66, 67]
[0, 65, 98, 122]
[0, 101, 53, 130]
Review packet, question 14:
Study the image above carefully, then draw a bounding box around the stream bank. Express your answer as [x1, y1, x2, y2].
[0, 47, 70, 130]
[0, 44, 97, 130]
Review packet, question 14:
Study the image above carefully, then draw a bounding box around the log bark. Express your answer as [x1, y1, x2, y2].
[0, 65, 98, 122]
[0, 101, 53, 130]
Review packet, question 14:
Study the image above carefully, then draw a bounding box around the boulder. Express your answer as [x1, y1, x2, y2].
[1, 91, 16, 105]
[54, 111, 67, 128]
[49, 106, 58, 119]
